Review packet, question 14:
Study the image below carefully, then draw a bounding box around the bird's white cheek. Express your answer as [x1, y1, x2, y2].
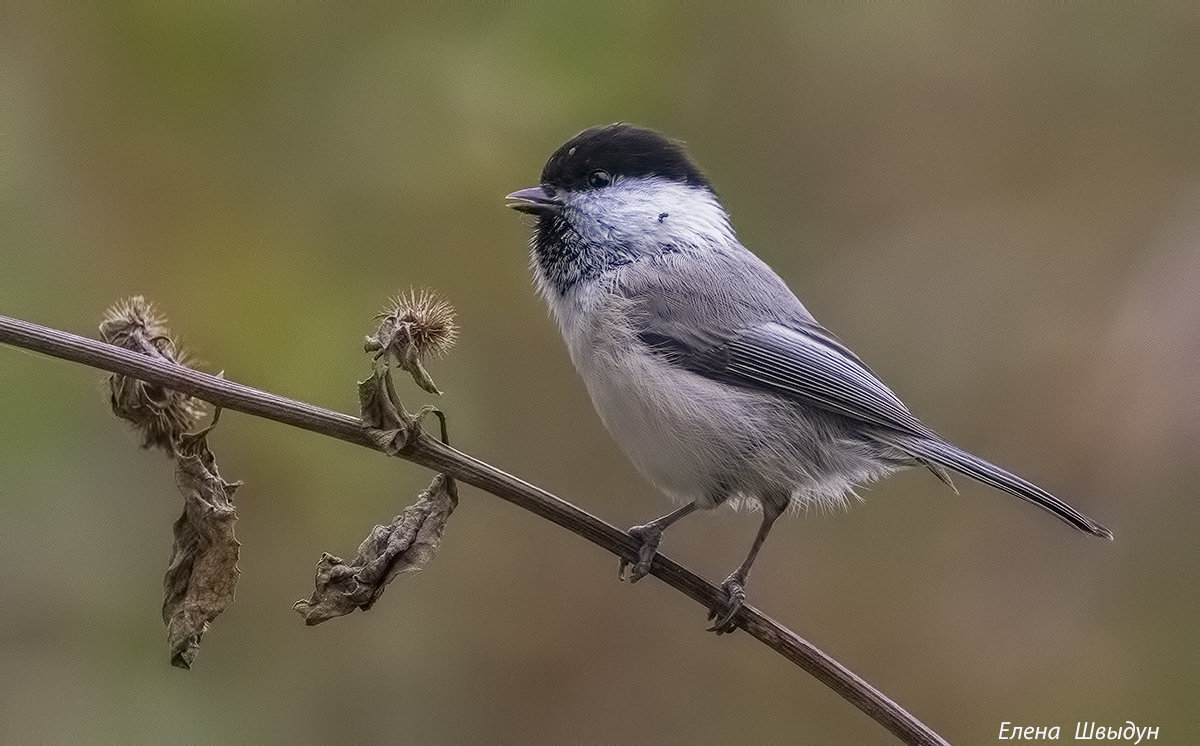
[569, 189, 732, 251]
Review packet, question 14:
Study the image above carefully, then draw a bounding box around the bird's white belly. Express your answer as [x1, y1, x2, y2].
[582, 341, 742, 504]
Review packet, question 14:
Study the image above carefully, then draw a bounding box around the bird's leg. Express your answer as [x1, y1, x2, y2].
[707, 499, 785, 634]
[619, 502, 698, 583]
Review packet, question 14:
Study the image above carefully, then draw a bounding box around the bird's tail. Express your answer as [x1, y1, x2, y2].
[895, 436, 1113, 540]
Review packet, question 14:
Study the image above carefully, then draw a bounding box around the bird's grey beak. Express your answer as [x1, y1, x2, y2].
[506, 186, 563, 216]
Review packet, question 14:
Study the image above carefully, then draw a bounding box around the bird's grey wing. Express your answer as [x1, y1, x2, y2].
[638, 316, 938, 441]
[633, 300, 1113, 538]
[612, 249, 933, 438]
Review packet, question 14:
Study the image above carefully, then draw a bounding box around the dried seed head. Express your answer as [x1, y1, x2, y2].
[384, 288, 458, 359]
[365, 289, 457, 395]
[100, 296, 205, 453]
[100, 296, 173, 356]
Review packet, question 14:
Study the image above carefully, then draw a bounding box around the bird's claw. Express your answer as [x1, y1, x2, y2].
[706, 573, 747, 634]
[618, 523, 664, 583]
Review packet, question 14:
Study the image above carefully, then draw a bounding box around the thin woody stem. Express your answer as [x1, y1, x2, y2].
[0, 313, 947, 746]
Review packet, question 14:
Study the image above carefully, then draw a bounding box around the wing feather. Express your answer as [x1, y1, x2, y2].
[643, 319, 936, 440]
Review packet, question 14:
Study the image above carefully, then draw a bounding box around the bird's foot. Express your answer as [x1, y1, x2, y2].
[618, 522, 666, 583]
[706, 572, 747, 635]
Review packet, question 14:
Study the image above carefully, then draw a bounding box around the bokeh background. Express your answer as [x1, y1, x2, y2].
[2, 4, 1197, 743]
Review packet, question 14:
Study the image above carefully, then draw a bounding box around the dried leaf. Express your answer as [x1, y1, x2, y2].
[162, 420, 241, 669]
[293, 473, 457, 625]
[358, 368, 415, 454]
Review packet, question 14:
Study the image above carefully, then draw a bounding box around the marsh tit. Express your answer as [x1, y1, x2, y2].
[507, 124, 1112, 633]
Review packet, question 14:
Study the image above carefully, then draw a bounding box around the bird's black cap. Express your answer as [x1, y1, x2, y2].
[540, 124, 710, 191]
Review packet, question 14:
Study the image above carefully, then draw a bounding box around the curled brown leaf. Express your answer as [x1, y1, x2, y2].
[293, 473, 457, 625]
[162, 418, 242, 669]
[358, 368, 413, 454]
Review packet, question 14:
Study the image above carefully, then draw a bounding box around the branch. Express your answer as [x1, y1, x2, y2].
[0, 313, 948, 746]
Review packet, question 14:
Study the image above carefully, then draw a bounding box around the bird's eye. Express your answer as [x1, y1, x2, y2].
[587, 170, 612, 188]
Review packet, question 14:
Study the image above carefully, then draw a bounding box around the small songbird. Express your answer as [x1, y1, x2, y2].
[506, 124, 1112, 633]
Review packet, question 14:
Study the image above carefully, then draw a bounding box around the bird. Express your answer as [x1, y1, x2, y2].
[506, 123, 1112, 633]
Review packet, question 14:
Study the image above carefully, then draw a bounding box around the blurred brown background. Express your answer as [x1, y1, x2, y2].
[1, 4, 1196, 743]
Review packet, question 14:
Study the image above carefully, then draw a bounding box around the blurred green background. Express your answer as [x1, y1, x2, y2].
[1, 3, 1197, 743]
